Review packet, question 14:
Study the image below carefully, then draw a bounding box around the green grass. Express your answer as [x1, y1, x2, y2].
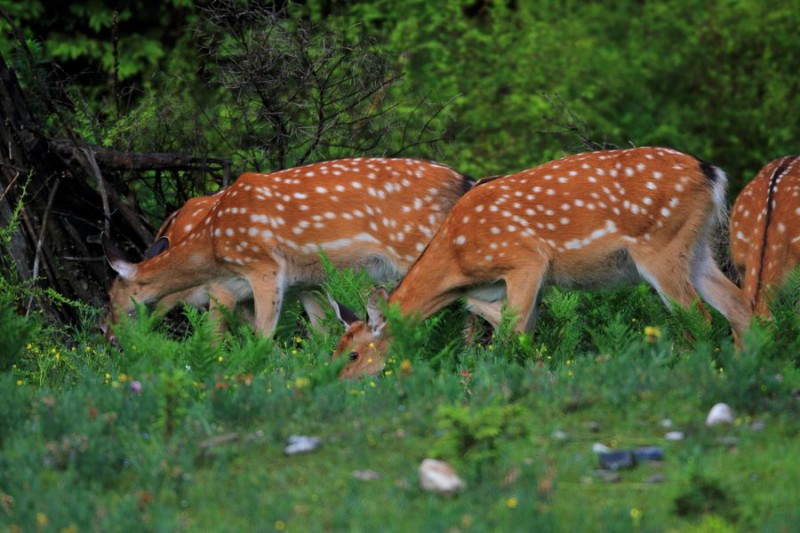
[1, 273, 799, 532]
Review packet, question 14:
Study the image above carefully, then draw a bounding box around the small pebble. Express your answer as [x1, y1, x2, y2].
[659, 418, 673, 429]
[419, 458, 466, 494]
[551, 430, 569, 441]
[644, 473, 666, 484]
[586, 421, 601, 433]
[352, 470, 381, 481]
[285, 435, 321, 455]
[706, 403, 734, 426]
[750, 420, 766, 432]
[594, 469, 621, 483]
[664, 431, 685, 441]
[592, 442, 612, 454]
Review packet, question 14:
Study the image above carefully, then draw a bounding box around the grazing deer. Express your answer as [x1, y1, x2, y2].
[108, 191, 333, 336]
[730, 156, 800, 316]
[103, 158, 475, 339]
[141, 192, 227, 315]
[333, 147, 752, 378]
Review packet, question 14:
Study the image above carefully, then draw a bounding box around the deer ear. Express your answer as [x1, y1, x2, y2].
[366, 287, 389, 333]
[322, 293, 361, 328]
[102, 233, 137, 280]
[144, 237, 170, 259]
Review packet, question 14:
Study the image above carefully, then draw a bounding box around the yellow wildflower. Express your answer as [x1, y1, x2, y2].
[630, 507, 642, 527]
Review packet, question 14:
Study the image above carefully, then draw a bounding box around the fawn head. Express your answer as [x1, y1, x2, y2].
[331, 288, 391, 378]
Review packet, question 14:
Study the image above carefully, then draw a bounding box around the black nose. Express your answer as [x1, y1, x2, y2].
[349, 351, 358, 361]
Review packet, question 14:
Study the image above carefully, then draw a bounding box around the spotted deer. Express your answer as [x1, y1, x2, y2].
[332, 147, 752, 378]
[105, 190, 332, 337]
[103, 158, 475, 339]
[730, 156, 800, 316]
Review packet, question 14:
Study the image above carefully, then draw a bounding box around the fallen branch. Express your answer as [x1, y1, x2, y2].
[49, 138, 229, 172]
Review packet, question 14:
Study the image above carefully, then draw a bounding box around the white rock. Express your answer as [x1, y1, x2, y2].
[705, 403, 735, 426]
[659, 418, 673, 429]
[419, 458, 466, 494]
[592, 442, 612, 454]
[285, 435, 321, 455]
[664, 431, 685, 441]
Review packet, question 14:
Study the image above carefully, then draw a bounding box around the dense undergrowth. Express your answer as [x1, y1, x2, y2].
[1, 270, 799, 531]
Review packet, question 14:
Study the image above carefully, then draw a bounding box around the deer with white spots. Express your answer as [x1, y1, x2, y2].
[332, 147, 752, 378]
[103, 158, 474, 339]
[730, 156, 800, 316]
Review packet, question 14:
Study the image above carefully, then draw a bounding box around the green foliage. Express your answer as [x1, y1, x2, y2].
[319, 251, 376, 318]
[762, 267, 800, 360]
[533, 288, 584, 363]
[1, 280, 800, 530]
[380, 300, 433, 367]
[431, 402, 530, 471]
[674, 472, 738, 523]
[0, 296, 32, 372]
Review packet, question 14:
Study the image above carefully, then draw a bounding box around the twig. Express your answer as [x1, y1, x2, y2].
[0, 170, 20, 203]
[26, 176, 60, 317]
[80, 147, 111, 234]
[62, 256, 106, 262]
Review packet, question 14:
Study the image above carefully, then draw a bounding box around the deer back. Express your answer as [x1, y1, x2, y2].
[207, 158, 472, 281]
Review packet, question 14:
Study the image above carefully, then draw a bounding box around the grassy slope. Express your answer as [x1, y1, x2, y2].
[1, 280, 799, 532]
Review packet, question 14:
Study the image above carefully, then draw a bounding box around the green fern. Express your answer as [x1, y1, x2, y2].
[588, 314, 634, 357]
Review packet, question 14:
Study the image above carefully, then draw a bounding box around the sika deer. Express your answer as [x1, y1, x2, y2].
[103, 158, 474, 339]
[730, 156, 800, 316]
[333, 147, 752, 378]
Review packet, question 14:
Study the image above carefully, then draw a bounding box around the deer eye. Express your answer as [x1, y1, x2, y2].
[349, 351, 359, 361]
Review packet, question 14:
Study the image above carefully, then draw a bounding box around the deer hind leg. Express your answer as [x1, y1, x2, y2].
[630, 241, 706, 319]
[691, 244, 752, 342]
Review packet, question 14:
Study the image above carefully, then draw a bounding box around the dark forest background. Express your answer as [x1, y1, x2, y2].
[1, 0, 798, 325]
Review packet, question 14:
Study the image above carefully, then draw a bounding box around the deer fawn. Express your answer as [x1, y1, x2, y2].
[333, 147, 752, 378]
[730, 156, 800, 316]
[103, 158, 475, 339]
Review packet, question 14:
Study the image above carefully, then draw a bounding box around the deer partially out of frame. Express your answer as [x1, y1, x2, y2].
[730, 156, 800, 316]
[103, 158, 475, 339]
[333, 147, 752, 378]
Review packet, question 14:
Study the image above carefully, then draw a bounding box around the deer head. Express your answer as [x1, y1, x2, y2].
[331, 288, 391, 378]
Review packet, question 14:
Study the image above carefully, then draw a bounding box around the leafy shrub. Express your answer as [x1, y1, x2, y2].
[431, 402, 529, 474]
[674, 472, 739, 523]
[0, 296, 33, 372]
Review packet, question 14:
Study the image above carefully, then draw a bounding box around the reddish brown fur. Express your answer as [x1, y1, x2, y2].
[105, 158, 472, 337]
[730, 156, 800, 316]
[335, 147, 752, 378]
